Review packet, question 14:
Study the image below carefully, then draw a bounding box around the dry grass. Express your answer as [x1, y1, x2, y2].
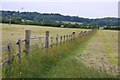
[1, 23, 89, 63]
[1, 24, 89, 46]
[76, 30, 118, 76]
[1, 24, 118, 78]
[3, 30, 115, 78]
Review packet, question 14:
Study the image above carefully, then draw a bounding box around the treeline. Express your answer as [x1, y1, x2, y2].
[0, 17, 62, 27]
[1, 10, 120, 27]
[0, 17, 97, 29]
[104, 27, 120, 30]
[63, 23, 96, 29]
[0, 10, 120, 30]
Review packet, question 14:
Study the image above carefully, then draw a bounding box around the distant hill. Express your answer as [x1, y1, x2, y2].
[0, 10, 119, 27]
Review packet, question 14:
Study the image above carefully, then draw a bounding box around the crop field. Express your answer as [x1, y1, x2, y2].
[1, 24, 119, 78]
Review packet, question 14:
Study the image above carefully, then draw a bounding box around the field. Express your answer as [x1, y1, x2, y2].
[2, 24, 88, 45]
[1, 24, 119, 78]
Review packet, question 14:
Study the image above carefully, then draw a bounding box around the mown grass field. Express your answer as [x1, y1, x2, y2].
[76, 30, 118, 76]
[1, 24, 118, 78]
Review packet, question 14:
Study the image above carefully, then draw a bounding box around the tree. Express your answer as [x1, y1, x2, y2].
[11, 17, 22, 24]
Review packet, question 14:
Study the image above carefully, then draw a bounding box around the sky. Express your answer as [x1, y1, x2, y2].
[0, 0, 119, 19]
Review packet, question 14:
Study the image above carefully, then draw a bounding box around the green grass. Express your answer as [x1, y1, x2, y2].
[2, 30, 116, 78]
[101, 30, 118, 65]
[102, 36, 117, 64]
[45, 58, 113, 78]
[1, 24, 118, 78]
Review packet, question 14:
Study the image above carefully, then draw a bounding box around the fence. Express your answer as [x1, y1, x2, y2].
[1, 29, 97, 73]
[0, 43, 12, 72]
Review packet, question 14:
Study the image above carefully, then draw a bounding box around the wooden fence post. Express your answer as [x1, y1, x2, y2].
[25, 30, 31, 61]
[66, 35, 68, 42]
[56, 34, 58, 45]
[63, 35, 65, 43]
[7, 43, 12, 73]
[72, 32, 75, 40]
[71, 34, 72, 40]
[84, 31, 86, 35]
[50, 37, 53, 47]
[60, 36, 62, 43]
[16, 39, 22, 64]
[45, 31, 49, 48]
[69, 35, 70, 41]
[79, 31, 82, 37]
[74, 33, 75, 39]
[81, 31, 83, 36]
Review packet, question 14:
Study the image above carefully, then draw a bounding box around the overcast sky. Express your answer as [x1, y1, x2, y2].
[0, 0, 119, 19]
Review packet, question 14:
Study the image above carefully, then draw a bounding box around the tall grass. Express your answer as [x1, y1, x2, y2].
[2, 30, 115, 78]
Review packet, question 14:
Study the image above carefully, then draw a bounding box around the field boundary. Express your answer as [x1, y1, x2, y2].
[1, 29, 97, 73]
